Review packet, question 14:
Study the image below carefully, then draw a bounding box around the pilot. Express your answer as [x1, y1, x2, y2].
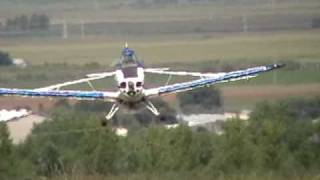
[121, 48, 136, 64]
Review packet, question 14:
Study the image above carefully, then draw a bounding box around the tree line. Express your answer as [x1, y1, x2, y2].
[0, 96, 320, 179]
[2, 14, 50, 31]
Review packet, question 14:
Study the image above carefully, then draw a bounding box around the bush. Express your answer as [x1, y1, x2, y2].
[9, 98, 320, 178]
[0, 51, 13, 66]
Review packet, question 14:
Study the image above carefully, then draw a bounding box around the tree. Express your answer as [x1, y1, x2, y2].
[38, 14, 50, 30]
[0, 123, 16, 179]
[207, 119, 255, 174]
[30, 14, 50, 30]
[248, 100, 320, 174]
[37, 142, 64, 177]
[16, 15, 29, 30]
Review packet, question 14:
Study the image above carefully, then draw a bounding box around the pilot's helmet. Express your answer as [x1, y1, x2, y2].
[122, 48, 135, 58]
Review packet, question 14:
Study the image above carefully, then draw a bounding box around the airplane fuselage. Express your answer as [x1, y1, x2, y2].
[115, 62, 145, 105]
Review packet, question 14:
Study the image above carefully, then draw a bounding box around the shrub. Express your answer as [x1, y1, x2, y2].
[0, 51, 13, 66]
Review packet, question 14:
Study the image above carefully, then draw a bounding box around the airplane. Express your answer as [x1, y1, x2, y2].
[0, 43, 284, 124]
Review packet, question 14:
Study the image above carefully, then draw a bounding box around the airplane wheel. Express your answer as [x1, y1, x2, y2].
[101, 120, 108, 127]
[155, 114, 166, 123]
[159, 115, 166, 122]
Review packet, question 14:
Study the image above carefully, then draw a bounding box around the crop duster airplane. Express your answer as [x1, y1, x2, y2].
[0, 44, 284, 122]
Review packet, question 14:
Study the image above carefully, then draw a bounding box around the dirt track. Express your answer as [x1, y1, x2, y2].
[6, 115, 45, 144]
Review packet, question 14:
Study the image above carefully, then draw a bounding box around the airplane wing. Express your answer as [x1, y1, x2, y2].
[0, 88, 119, 102]
[145, 68, 224, 78]
[36, 75, 113, 91]
[1, 72, 119, 101]
[144, 68, 170, 72]
[144, 64, 285, 97]
[86, 72, 116, 78]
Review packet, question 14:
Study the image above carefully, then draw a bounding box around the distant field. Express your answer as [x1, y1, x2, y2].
[1, 0, 320, 39]
[1, 29, 319, 110]
[1, 30, 320, 65]
[0, 0, 319, 23]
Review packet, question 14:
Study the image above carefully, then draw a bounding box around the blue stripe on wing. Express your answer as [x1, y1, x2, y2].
[0, 88, 105, 100]
[158, 64, 284, 94]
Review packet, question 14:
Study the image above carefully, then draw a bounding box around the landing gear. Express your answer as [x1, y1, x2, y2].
[145, 100, 160, 116]
[101, 119, 108, 127]
[105, 103, 120, 120]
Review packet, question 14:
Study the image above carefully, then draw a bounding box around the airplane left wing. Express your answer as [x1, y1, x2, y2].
[144, 64, 285, 98]
[0, 70, 119, 101]
[0, 88, 119, 102]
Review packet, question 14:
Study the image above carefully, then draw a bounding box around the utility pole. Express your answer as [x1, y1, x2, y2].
[62, 20, 68, 39]
[93, 0, 100, 11]
[242, 13, 248, 33]
[80, 20, 85, 38]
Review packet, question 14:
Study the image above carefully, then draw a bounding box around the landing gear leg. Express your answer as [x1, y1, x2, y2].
[145, 100, 160, 116]
[105, 104, 120, 120]
[101, 104, 120, 126]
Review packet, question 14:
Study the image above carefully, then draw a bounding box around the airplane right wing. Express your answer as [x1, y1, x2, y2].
[144, 64, 285, 98]
[145, 68, 224, 78]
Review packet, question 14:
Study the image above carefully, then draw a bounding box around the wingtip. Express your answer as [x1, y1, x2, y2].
[268, 63, 285, 69]
[275, 63, 286, 68]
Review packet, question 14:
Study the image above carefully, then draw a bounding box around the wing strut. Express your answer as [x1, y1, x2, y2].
[87, 81, 96, 91]
[165, 74, 173, 86]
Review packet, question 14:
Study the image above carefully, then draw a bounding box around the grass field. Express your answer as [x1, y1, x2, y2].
[1, 22, 320, 111]
[1, 29, 319, 110]
[1, 30, 320, 65]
